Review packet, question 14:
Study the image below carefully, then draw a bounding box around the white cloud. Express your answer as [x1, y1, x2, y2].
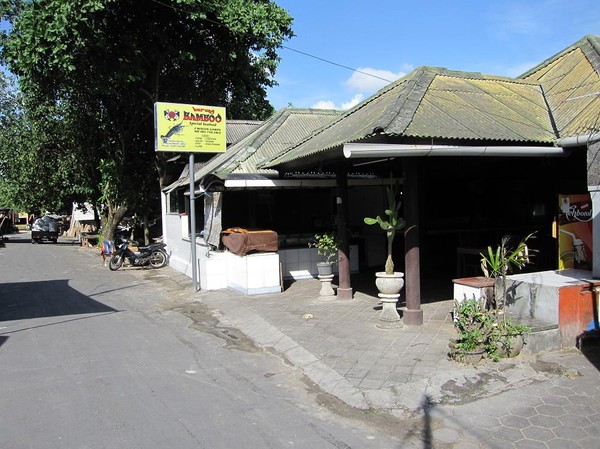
[341, 94, 364, 110]
[345, 67, 408, 92]
[311, 94, 364, 111]
[309, 66, 412, 111]
[311, 100, 336, 109]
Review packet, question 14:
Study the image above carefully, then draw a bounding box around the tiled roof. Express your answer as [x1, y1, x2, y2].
[262, 67, 556, 168]
[403, 73, 553, 141]
[194, 108, 341, 180]
[226, 120, 263, 145]
[162, 160, 207, 192]
[520, 35, 600, 139]
[165, 35, 600, 181]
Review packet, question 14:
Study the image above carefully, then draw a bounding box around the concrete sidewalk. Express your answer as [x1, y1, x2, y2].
[193, 275, 589, 416]
[117, 255, 600, 448]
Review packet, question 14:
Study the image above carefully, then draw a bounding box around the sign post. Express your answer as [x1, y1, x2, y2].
[154, 102, 226, 292]
[189, 153, 197, 290]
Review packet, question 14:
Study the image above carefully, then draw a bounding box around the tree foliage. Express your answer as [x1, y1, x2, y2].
[0, 72, 93, 212]
[0, 0, 293, 238]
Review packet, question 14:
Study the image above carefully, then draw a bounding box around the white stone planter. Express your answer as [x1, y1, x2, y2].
[375, 271, 405, 295]
[375, 272, 404, 329]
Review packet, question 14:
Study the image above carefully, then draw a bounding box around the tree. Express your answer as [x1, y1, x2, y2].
[0, 72, 89, 213]
[0, 0, 293, 240]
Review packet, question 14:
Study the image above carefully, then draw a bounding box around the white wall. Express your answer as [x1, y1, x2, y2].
[162, 192, 281, 294]
[161, 190, 360, 293]
[72, 202, 95, 222]
[279, 245, 359, 280]
[163, 211, 194, 278]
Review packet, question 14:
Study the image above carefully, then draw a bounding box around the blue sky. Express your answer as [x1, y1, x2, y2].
[266, 0, 600, 111]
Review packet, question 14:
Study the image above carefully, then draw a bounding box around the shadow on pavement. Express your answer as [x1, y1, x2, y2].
[283, 272, 453, 303]
[354, 272, 454, 303]
[0, 232, 30, 244]
[0, 279, 117, 322]
[0, 233, 81, 245]
[578, 331, 600, 372]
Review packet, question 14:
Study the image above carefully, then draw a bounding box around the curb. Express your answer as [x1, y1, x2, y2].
[209, 299, 371, 410]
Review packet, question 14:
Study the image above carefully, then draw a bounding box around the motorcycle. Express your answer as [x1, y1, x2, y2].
[108, 238, 168, 271]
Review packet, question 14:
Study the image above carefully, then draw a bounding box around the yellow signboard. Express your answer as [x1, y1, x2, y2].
[154, 102, 226, 152]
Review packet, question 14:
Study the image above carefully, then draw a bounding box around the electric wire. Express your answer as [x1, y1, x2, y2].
[147, 0, 394, 84]
[149, 0, 598, 142]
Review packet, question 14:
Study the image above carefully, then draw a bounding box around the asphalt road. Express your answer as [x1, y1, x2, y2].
[0, 233, 407, 449]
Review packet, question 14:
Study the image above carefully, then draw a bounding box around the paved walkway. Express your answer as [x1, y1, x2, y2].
[71, 237, 600, 449]
[192, 275, 600, 449]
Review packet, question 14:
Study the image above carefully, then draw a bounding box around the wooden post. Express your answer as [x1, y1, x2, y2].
[336, 163, 353, 299]
[403, 158, 423, 325]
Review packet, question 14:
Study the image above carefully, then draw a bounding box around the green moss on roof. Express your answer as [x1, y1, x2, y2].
[263, 67, 556, 168]
[520, 35, 600, 139]
[194, 108, 342, 179]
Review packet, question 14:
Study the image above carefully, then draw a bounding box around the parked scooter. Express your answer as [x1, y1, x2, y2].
[108, 237, 168, 271]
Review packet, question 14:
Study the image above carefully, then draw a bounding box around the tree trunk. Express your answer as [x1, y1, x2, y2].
[155, 153, 177, 190]
[103, 204, 128, 242]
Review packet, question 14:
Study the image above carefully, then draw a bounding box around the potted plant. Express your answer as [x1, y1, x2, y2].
[364, 180, 406, 327]
[309, 232, 339, 276]
[489, 315, 530, 359]
[480, 232, 535, 311]
[449, 297, 493, 364]
[364, 181, 406, 292]
[480, 233, 535, 358]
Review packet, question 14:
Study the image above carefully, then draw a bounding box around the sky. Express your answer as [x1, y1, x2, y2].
[266, 0, 600, 111]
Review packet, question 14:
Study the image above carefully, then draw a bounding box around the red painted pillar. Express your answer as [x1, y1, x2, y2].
[336, 163, 353, 300]
[403, 158, 423, 325]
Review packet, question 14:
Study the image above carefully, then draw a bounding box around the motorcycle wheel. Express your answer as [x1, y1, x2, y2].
[108, 254, 124, 271]
[149, 250, 167, 268]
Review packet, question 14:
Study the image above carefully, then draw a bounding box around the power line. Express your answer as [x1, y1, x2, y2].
[147, 0, 393, 84]
[280, 46, 393, 83]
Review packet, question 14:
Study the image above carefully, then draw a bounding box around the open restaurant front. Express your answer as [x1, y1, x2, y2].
[187, 145, 588, 294]
[416, 150, 589, 281]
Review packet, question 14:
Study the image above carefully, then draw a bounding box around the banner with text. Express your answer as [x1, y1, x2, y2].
[154, 102, 226, 153]
[557, 193, 593, 270]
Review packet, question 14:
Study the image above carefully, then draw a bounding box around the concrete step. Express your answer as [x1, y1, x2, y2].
[523, 327, 562, 354]
[509, 314, 562, 354]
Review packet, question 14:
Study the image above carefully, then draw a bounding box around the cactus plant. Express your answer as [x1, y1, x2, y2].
[364, 181, 406, 275]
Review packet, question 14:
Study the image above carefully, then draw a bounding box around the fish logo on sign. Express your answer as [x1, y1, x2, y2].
[164, 109, 180, 121]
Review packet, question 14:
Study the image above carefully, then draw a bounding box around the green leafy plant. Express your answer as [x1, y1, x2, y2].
[480, 232, 534, 279]
[475, 234, 536, 360]
[480, 232, 536, 312]
[363, 181, 406, 275]
[449, 297, 493, 362]
[453, 327, 486, 353]
[488, 315, 531, 360]
[496, 316, 530, 337]
[309, 232, 340, 264]
[450, 296, 532, 363]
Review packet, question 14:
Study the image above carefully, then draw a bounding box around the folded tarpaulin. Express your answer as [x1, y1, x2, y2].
[221, 228, 278, 256]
